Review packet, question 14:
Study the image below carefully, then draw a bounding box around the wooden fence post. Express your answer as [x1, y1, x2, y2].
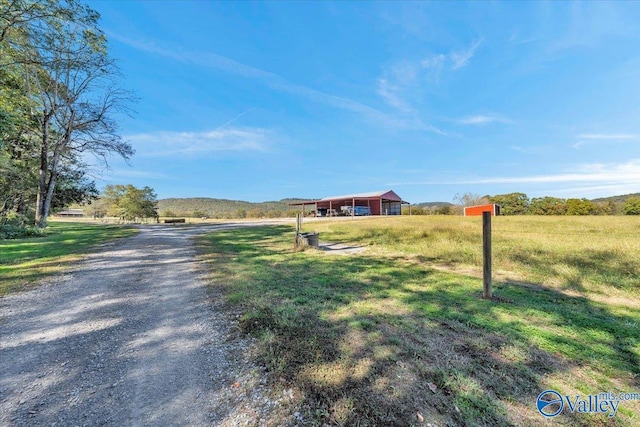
[482, 211, 492, 299]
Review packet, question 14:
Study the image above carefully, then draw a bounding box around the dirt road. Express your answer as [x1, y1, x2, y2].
[0, 223, 287, 426]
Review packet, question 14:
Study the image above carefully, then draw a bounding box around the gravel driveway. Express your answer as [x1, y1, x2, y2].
[0, 223, 291, 426]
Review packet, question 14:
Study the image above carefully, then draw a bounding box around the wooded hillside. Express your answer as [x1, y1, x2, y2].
[156, 197, 306, 218]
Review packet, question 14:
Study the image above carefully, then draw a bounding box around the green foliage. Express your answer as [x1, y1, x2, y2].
[622, 196, 640, 215]
[102, 184, 158, 221]
[0, 213, 42, 239]
[436, 205, 452, 215]
[489, 192, 529, 215]
[401, 205, 426, 215]
[566, 198, 598, 215]
[50, 165, 99, 212]
[529, 196, 568, 215]
[1, 0, 134, 228]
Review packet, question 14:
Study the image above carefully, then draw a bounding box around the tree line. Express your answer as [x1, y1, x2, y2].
[1, 0, 133, 235]
[404, 192, 640, 215]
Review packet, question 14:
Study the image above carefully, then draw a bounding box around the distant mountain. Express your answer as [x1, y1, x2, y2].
[157, 197, 307, 218]
[414, 201, 454, 208]
[591, 193, 640, 204]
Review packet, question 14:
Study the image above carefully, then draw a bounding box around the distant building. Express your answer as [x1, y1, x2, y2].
[289, 190, 409, 216]
[464, 204, 500, 216]
[54, 209, 84, 218]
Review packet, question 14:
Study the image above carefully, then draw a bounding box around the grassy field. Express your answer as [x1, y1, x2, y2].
[0, 221, 137, 295]
[198, 216, 640, 426]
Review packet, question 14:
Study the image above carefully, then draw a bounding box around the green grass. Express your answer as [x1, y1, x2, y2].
[198, 217, 640, 427]
[0, 221, 137, 295]
[315, 216, 640, 294]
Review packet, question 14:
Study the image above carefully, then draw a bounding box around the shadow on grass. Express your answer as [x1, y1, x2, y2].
[199, 225, 640, 427]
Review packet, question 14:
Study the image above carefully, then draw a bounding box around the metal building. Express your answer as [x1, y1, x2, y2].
[289, 190, 409, 217]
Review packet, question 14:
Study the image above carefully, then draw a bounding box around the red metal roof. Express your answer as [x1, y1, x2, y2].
[290, 190, 408, 206]
[319, 190, 404, 202]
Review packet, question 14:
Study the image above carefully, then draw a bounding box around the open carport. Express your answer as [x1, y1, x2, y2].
[288, 190, 409, 217]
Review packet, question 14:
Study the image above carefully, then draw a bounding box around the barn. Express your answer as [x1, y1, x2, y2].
[289, 190, 409, 217]
[464, 204, 500, 216]
[54, 209, 85, 218]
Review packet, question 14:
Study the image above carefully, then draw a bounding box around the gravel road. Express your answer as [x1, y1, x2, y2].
[0, 223, 292, 426]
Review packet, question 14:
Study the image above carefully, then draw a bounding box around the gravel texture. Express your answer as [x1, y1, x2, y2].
[0, 224, 294, 427]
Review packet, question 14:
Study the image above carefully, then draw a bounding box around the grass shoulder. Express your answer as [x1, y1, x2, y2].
[0, 221, 138, 295]
[197, 220, 639, 426]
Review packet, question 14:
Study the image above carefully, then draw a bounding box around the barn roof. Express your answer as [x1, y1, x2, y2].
[319, 190, 405, 202]
[289, 190, 408, 206]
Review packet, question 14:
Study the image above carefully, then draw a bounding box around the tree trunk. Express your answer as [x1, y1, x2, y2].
[35, 110, 73, 228]
[41, 146, 61, 225]
[35, 113, 50, 228]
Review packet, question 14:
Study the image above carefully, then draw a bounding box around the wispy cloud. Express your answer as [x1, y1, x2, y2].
[456, 114, 514, 125]
[377, 38, 483, 113]
[126, 128, 273, 157]
[511, 145, 540, 154]
[576, 134, 637, 140]
[450, 38, 484, 70]
[391, 159, 640, 187]
[377, 78, 412, 112]
[111, 34, 410, 129]
[418, 38, 483, 77]
[573, 133, 638, 149]
[462, 159, 640, 185]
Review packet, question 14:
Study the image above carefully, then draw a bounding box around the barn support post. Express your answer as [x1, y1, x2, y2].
[482, 211, 492, 299]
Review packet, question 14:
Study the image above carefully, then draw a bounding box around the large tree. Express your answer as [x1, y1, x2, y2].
[529, 197, 568, 215]
[489, 192, 530, 215]
[103, 184, 158, 222]
[622, 196, 640, 215]
[1, 0, 134, 228]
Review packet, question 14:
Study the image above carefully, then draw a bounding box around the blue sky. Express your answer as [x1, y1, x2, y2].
[87, 1, 640, 203]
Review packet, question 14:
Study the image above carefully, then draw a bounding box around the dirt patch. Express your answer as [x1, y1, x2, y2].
[318, 241, 367, 255]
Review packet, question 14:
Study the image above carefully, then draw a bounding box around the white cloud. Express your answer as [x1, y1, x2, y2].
[126, 128, 273, 157]
[456, 114, 514, 125]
